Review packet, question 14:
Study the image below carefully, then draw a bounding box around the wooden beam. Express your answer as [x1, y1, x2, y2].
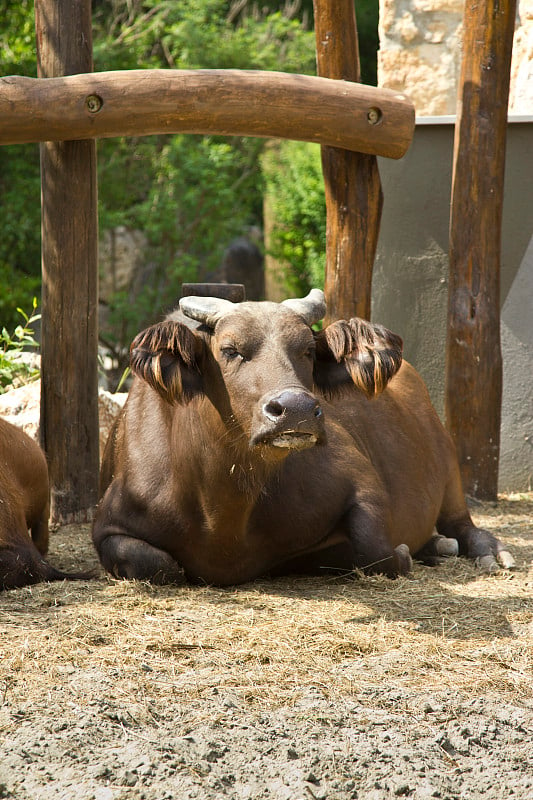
[445, 0, 517, 500]
[36, 0, 99, 523]
[0, 70, 414, 160]
[313, 0, 384, 323]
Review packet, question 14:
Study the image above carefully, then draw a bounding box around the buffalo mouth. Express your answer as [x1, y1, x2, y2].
[252, 430, 323, 451]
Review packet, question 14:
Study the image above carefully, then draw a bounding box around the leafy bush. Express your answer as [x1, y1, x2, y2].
[98, 133, 265, 363]
[0, 262, 41, 335]
[0, 142, 41, 332]
[0, 298, 41, 393]
[262, 141, 326, 296]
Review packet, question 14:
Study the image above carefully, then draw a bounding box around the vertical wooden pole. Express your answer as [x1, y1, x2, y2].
[445, 0, 517, 500]
[35, 0, 99, 522]
[313, 0, 383, 323]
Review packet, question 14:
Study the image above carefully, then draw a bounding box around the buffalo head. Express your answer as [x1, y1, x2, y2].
[129, 290, 403, 457]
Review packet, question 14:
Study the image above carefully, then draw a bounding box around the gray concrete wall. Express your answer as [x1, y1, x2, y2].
[373, 117, 533, 492]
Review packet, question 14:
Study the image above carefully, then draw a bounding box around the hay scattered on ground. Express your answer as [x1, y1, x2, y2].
[1, 494, 531, 722]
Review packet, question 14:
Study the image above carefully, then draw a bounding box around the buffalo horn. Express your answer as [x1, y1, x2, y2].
[282, 289, 326, 326]
[179, 296, 235, 328]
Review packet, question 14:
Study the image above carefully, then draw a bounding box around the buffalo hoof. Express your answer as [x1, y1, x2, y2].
[98, 535, 186, 585]
[435, 536, 459, 557]
[477, 549, 516, 573]
[415, 534, 459, 566]
[464, 527, 516, 573]
[394, 543, 413, 576]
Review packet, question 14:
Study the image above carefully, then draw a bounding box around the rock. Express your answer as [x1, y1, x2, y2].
[99, 226, 148, 302]
[0, 380, 127, 458]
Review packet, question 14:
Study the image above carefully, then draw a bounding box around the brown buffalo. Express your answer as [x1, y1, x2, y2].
[0, 417, 82, 590]
[92, 290, 514, 586]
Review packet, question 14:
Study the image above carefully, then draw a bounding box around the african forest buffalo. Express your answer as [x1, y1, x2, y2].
[0, 417, 82, 590]
[92, 290, 514, 585]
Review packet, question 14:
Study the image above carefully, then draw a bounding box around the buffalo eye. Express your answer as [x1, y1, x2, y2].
[221, 345, 246, 363]
[295, 343, 315, 363]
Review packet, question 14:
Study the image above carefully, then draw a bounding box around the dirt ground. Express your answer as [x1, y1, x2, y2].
[0, 494, 532, 800]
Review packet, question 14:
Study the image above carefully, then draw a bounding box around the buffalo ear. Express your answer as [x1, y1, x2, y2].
[130, 320, 203, 404]
[313, 318, 403, 397]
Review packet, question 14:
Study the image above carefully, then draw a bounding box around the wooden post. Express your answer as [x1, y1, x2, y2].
[313, 0, 383, 322]
[35, 0, 99, 522]
[445, 0, 517, 500]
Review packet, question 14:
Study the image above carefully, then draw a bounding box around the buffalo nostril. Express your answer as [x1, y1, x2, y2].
[264, 399, 285, 420]
[314, 406, 323, 418]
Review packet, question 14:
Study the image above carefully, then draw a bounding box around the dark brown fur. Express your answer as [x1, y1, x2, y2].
[0, 417, 86, 590]
[92, 298, 512, 587]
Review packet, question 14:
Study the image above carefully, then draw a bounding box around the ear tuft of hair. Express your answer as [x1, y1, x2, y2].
[315, 318, 403, 397]
[130, 320, 202, 404]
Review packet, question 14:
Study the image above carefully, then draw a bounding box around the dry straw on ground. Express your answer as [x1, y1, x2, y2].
[1, 495, 531, 720]
[1, 494, 532, 800]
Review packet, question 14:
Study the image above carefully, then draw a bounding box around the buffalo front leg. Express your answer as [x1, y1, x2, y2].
[346, 504, 413, 577]
[436, 472, 515, 571]
[98, 534, 185, 585]
[437, 516, 515, 572]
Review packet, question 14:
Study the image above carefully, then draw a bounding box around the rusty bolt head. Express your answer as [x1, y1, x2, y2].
[86, 94, 103, 113]
[367, 107, 382, 125]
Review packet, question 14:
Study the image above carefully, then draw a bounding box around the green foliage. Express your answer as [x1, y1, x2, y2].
[100, 134, 263, 277]
[0, 0, 380, 359]
[98, 133, 265, 357]
[0, 263, 41, 335]
[0, 3, 42, 327]
[92, 1, 317, 358]
[262, 141, 326, 296]
[354, 0, 380, 86]
[0, 0, 37, 77]
[92, 1, 317, 74]
[0, 298, 41, 393]
[0, 146, 42, 323]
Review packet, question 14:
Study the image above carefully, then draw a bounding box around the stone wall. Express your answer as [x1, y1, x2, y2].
[378, 0, 533, 116]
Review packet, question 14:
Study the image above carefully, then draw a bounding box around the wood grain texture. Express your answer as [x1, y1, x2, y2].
[36, 0, 99, 523]
[313, 0, 384, 323]
[445, 0, 517, 500]
[0, 70, 414, 159]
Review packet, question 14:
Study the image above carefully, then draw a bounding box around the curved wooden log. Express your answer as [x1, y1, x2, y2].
[0, 69, 414, 158]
